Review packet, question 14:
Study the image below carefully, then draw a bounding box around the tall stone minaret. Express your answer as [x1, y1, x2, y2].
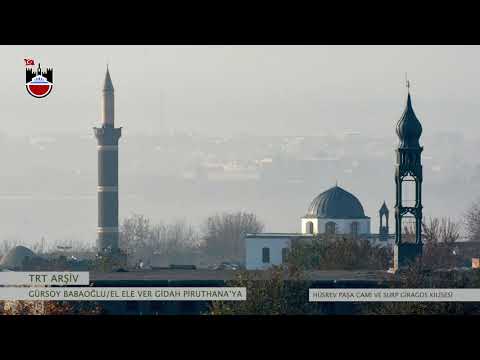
[94, 67, 122, 254]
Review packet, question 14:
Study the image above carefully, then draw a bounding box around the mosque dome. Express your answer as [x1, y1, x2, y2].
[396, 93, 423, 148]
[306, 185, 368, 219]
[0, 245, 35, 270]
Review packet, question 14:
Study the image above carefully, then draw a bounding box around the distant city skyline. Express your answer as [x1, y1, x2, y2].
[1, 45, 480, 246]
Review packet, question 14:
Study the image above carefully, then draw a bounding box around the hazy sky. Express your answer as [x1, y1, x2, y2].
[1, 45, 480, 246]
[2, 45, 480, 138]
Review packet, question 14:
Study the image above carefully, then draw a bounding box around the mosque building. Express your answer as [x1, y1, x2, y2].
[245, 185, 392, 270]
[245, 84, 428, 270]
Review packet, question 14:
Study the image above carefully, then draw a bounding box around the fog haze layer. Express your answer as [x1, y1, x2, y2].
[1, 45, 479, 246]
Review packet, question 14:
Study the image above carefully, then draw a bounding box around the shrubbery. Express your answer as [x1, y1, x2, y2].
[286, 235, 391, 271]
[210, 265, 323, 315]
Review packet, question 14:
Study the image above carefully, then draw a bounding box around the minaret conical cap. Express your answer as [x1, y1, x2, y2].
[103, 67, 114, 91]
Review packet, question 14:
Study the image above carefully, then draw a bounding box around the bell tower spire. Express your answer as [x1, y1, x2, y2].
[394, 80, 424, 271]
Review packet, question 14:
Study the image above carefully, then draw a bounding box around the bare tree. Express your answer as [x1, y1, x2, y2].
[0, 239, 20, 258]
[202, 212, 264, 263]
[422, 217, 460, 244]
[119, 214, 201, 268]
[403, 226, 415, 243]
[465, 200, 480, 241]
[421, 217, 461, 269]
[150, 220, 201, 266]
[119, 213, 152, 252]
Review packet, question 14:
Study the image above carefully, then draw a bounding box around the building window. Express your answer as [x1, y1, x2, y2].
[262, 247, 270, 263]
[325, 222, 336, 235]
[305, 221, 314, 234]
[281, 248, 289, 263]
[351, 222, 359, 237]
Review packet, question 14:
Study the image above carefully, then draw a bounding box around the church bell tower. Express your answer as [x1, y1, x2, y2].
[394, 81, 424, 270]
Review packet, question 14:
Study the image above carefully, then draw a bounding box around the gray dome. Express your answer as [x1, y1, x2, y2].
[306, 186, 368, 219]
[0, 246, 35, 270]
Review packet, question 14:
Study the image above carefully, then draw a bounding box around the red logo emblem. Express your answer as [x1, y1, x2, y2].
[25, 61, 53, 98]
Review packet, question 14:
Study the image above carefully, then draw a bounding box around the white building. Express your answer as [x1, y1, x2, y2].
[245, 233, 313, 270]
[245, 185, 392, 270]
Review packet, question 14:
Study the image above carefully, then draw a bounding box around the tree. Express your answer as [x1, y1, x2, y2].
[421, 217, 461, 270]
[0, 239, 19, 259]
[149, 220, 201, 266]
[286, 235, 390, 271]
[119, 214, 201, 268]
[119, 213, 152, 253]
[422, 217, 460, 244]
[362, 263, 480, 315]
[465, 200, 480, 241]
[0, 300, 103, 315]
[202, 212, 264, 263]
[209, 265, 323, 315]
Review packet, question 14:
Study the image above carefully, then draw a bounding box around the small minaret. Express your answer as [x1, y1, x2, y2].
[394, 79, 424, 270]
[93, 67, 122, 254]
[379, 201, 389, 242]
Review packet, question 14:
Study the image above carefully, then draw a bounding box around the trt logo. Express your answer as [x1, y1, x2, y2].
[25, 59, 53, 98]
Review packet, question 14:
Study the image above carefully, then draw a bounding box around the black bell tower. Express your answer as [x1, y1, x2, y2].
[394, 82, 424, 270]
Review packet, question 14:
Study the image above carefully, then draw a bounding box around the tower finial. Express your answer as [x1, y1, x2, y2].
[103, 66, 114, 92]
[405, 72, 410, 94]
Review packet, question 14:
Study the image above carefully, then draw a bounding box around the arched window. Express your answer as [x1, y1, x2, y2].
[281, 248, 289, 263]
[325, 222, 336, 235]
[262, 247, 270, 263]
[350, 221, 359, 237]
[305, 221, 314, 234]
[401, 175, 417, 207]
